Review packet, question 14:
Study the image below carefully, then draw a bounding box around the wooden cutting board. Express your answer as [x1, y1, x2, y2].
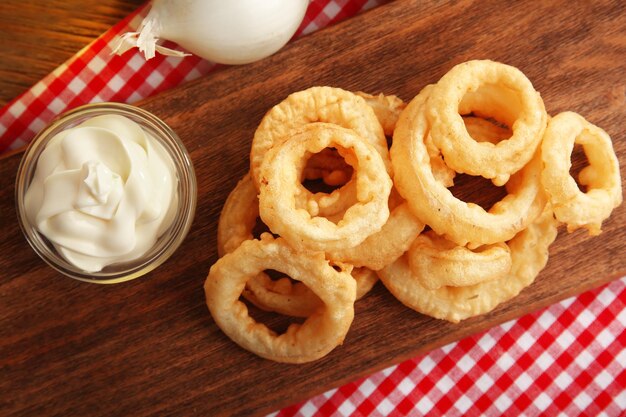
[1, 1, 625, 415]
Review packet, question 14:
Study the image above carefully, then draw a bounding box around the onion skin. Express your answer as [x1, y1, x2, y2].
[138, 0, 309, 65]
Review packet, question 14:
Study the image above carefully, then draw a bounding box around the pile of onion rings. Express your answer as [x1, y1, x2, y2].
[204, 60, 622, 362]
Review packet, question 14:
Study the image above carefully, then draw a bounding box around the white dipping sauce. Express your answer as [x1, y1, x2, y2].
[24, 114, 178, 272]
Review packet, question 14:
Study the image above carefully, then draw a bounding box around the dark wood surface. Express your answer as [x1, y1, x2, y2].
[1, 1, 625, 416]
[0, 0, 145, 107]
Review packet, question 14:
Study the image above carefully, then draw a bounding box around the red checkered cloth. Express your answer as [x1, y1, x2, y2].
[272, 278, 626, 416]
[0, 0, 384, 152]
[1, 1, 624, 416]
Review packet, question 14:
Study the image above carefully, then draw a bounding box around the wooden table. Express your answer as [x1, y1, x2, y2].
[0, 0, 144, 107]
[1, 1, 625, 416]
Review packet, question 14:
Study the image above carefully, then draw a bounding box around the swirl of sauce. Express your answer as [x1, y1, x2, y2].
[24, 114, 178, 272]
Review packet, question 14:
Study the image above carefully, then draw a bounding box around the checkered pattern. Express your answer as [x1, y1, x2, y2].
[1, 1, 624, 416]
[0, 0, 387, 153]
[271, 277, 626, 416]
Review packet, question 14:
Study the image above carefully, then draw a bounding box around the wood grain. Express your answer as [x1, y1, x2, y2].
[0, 0, 145, 107]
[1, 1, 625, 416]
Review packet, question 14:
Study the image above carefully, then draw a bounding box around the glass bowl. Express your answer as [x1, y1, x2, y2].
[15, 102, 197, 284]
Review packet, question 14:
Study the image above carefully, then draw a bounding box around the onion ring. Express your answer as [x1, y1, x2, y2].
[259, 123, 392, 251]
[407, 231, 512, 290]
[296, 174, 359, 219]
[217, 173, 377, 317]
[541, 111, 622, 235]
[391, 84, 546, 246]
[242, 272, 323, 318]
[326, 192, 425, 271]
[302, 147, 353, 187]
[420, 116, 512, 188]
[378, 206, 558, 323]
[464, 116, 511, 145]
[299, 92, 404, 212]
[250, 86, 390, 189]
[243, 266, 378, 318]
[427, 60, 547, 186]
[216, 173, 260, 257]
[204, 235, 356, 363]
[355, 91, 406, 136]
[295, 91, 404, 214]
[207, 60, 622, 359]
[251, 87, 391, 219]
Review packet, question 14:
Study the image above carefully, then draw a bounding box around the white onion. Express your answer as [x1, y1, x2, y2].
[114, 0, 309, 65]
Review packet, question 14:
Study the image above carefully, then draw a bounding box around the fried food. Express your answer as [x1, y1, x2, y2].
[326, 193, 424, 270]
[391, 85, 546, 247]
[427, 60, 547, 186]
[302, 147, 353, 187]
[464, 116, 511, 145]
[355, 91, 406, 136]
[216, 173, 259, 257]
[205, 235, 356, 363]
[205, 60, 622, 361]
[541, 111, 622, 235]
[259, 123, 392, 252]
[378, 206, 558, 323]
[250, 86, 390, 189]
[218, 173, 378, 318]
[243, 266, 379, 318]
[408, 231, 512, 290]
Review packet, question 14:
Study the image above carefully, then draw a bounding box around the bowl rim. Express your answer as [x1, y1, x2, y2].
[14, 102, 197, 284]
